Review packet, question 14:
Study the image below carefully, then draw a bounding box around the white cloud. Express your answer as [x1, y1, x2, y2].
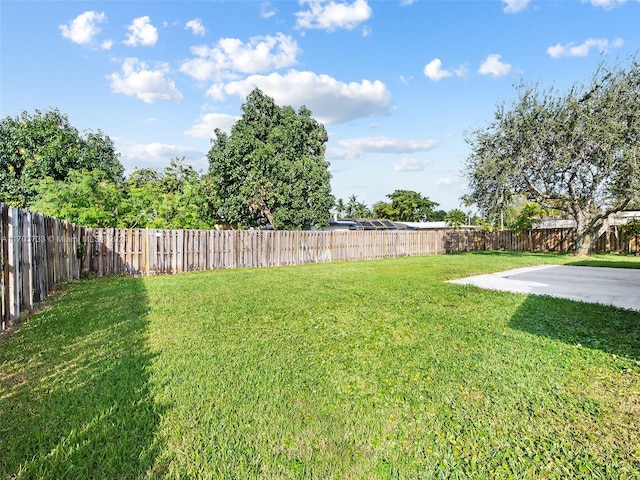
[206, 70, 391, 125]
[117, 141, 207, 172]
[433, 177, 457, 186]
[337, 136, 438, 159]
[586, 0, 627, 9]
[478, 54, 512, 77]
[124, 16, 158, 47]
[185, 18, 206, 36]
[261, 1, 277, 18]
[502, 0, 532, 13]
[180, 33, 300, 82]
[296, 0, 372, 31]
[424, 59, 468, 81]
[394, 158, 431, 172]
[59, 11, 106, 46]
[101, 40, 114, 50]
[547, 37, 624, 58]
[108, 58, 183, 103]
[424, 58, 453, 81]
[184, 113, 240, 138]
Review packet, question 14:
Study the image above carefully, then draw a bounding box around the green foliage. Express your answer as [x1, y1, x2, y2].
[333, 197, 346, 217]
[345, 194, 372, 218]
[207, 88, 334, 229]
[445, 208, 467, 229]
[465, 56, 640, 254]
[621, 218, 640, 235]
[511, 202, 545, 234]
[432, 209, 448, 221]
[29, 157, 215, 229]
[372, 189, 439, 221]
[121, 158, 215, 229]
[0, 108, 123, 207]
[30, 169, 125, 227]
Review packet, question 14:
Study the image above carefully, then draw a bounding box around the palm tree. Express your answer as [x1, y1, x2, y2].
[445, 209, 467, 230]
[334, 198, 345, 218]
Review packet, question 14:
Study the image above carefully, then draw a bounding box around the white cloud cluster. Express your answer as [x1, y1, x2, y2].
[337, 136, 438, 158]
[295, 0, 372, 31]
[185, 18, 206, 36]
[423, 58, 467, 81]
[394, 158, 431, 172]
[124, 16, 158, 47]
[502, 0, 532, 13]
[424, 55, 508, 81]
[59, 11, 109, 48]
[547, 37, 624, 58]
[478, 54, 512, 77]
[180, 33, 300, 81]
[117, 142, 206, 171]
[108, 58, 183, 103]
[185, 113, 240, 138]
[206, 70, 390, 125]
[586, 0, 627, 9]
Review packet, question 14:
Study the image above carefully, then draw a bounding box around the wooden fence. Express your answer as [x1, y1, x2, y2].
[1, 204, 84, 329]
[1, 203, 446, 329]
[444, 228, 638, 254]
[84, 227, 446, 276]
[2, 201, 638, 330]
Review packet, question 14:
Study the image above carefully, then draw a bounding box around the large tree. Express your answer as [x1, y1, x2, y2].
[372, 189, 439, 222]
[0, 108, 124, 207]
[464, 57, 640, 254]
[206, 88, 334, 229]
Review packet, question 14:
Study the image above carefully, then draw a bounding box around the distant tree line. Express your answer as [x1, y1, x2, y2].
[0, 94, 468, 230]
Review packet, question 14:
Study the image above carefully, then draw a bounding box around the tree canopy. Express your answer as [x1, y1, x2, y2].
[0, 108, 123, 207]
[31, 158, 215, 229]
[372, 189, 440, 222]
[445, 209, 467, 229]
[206, 88, 334, 229]
[464, 57, 640, 254]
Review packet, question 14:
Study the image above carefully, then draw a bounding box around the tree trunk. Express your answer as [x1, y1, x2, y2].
[263, 206, 276, 230]
[574, 210, 592, 256]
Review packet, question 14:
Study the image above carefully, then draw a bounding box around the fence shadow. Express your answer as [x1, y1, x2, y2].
[0, 276, 165, 479]
[508, 294, 640, 362]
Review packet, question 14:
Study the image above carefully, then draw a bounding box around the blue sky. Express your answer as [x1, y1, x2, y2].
[1, 0, 639, 212]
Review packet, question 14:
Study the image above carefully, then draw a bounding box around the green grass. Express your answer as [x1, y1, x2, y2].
[1, 252, 639, 479]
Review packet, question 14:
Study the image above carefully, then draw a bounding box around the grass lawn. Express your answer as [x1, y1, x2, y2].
[1, 252, 639, 479]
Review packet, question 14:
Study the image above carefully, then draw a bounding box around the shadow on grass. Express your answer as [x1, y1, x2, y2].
[509, 294, 640, 363]
[0, 276, 164, 479]
[565, 257, 640, 269]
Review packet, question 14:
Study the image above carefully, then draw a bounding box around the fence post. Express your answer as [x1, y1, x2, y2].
[7, 206, 20, 322]
[23, 211, 34, 311]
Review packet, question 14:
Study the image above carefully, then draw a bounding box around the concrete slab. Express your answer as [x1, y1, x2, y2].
[448, 265, 640, 312]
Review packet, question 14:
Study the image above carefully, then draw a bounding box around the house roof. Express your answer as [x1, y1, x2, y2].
[328, 218, 415, 230]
